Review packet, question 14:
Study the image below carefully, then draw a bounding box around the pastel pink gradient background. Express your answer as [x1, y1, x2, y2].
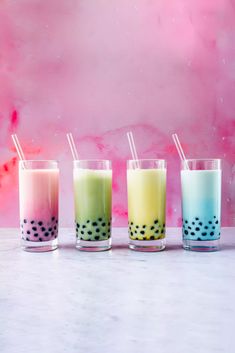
[0, 0, 234, 227]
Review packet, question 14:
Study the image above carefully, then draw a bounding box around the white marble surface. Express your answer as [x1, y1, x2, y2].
[0, 228, 235, 353]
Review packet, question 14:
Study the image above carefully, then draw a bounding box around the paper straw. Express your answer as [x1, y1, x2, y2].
[66, 133, 79, 160]
[11, 134, 26, 168]
[127, 131, 140, 168]
[172, 133, 189, 170]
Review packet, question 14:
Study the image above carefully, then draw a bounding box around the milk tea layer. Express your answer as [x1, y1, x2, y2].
[74, 169, 112, 241]
[127, 168, 166, 240]
[19, 168, 59, 242]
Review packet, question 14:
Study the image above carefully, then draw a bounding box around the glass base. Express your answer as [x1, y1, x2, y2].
[183, 239, 220, 252]
[22, 238, 58, 252]
[129, 238, 166, 252]
[76, 238, 111, 252]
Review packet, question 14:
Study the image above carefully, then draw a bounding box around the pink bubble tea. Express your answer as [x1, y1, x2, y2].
[19, 160, 59, 252]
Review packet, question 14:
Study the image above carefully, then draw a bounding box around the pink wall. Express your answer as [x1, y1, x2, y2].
[0, 0, 235, 227]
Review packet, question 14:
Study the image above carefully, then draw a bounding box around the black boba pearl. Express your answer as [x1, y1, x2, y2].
[143, 237, 147, 240]
[150, 236, 155, 240]
[101, 222, 106, 227]
[209, 221, 212, 224]
[140, 230, 145, 235]
[191, 232, 195, 236]
[151, 226, 155, 230]
[54, 226, 57, 230]
[134, 230, 137, 234]
[82, 225, 86, 229]
[26, 237, 30, 241]
[51, 216, 55, 221]
[32, 227, 37, 231]
[199, 222, 202, 226]
[219, 232, 221, 236]
[38, 221, 43, 226]
[188, 226, 192, 230]
[88, 231, 92, 235]
[142, 225, 146, 229]
[95, 236, 100, 240]
[51, 231, 54, 236]
[136, 225, 139, 229]
[48, 228, 52, 232]
[77, 223, 80, 228]
[108, 222, 111, 226]
[192, 222, 195, 225]
[129, 226, 131, 230]
[21, 231, 24, 235]
[102, 233, 106, 236]
[195, 217, 199, 221]
[214, 216, 216, 218]
[154, 220, 158, 224]
[41, 227, 46, 232]
[87, 220, 90, 223]
[96, 228, 100, 233]
[161, 229, 164, 234]
[34, 233, 38, 237]
[31, 220, 34, 224]
[98, 218, 102, 222]
[24, 219, 27, 223]
[27, 230, 30, 234]
[131, 222, 133, 225]
[81, 231, 84, 235]
[39, 238, 43, 241]
[205, 226, 208, 229]
[184, 230, 188, 235]
[185, 220, 188, 224]
[215, 220, 219, 224]
[197, 238, 202, 241]
[163, 224, 165, 227]
[92, 222, 98, 226]
[195, 227, 200, 231]
[210, 232, 214, 236]
[56, 220, 58, 223]
[131, 232, 133, 236]
[44, 232, 49, 237]
[155, 229, 159, 233]
[202, 232, 207, 236]
[212, 226, 215, 229]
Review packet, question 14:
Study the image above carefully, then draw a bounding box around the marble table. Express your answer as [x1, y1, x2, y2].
[0, 227, 235, 353]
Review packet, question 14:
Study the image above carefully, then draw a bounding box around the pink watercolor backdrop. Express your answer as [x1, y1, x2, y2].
[0, 0, 235, 227]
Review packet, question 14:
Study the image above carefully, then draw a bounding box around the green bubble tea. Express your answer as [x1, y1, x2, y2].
[73, 160, 112, 251]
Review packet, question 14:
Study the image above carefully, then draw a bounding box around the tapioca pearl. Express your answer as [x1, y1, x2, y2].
[131, 232, 134, 236]
[92, 222, 98, 226]
[212, 226, 215, 230]
[209, 221, 212, 224]
[151, 226, 155, 230]
[163, 223, 165, 227]
[199, 222, 203, 226]
[197, 238, 202, 241]
[155, 229, 159, 234]
[51, 231, 54, 236]
[96, 228, 100, 233]
[130, 222, 133, 225]
[192, 222, 195, 225]
[54, 226, 57, 230]
[201, 232, 207, 236]
[38, 221, 43, 226]
[86, 220, 90, 224]
[44, 232, 49, 237]
[82, 225, 86, 229]
[142, 225, 146, 229]
[140, 230, 145, 235]
[34, 233, 39, 237]
[195, 227, 200, 231]
[98, 218, 102, 222]
[108, 222, 111, 226]
[30, 220, 34, 224]
[27, 230, 30, 235]
[195, 217, 199, 221]
[136, 225, 139, 229]
[56, 220, 58, 224]
[188, 226, 192, 230]
[150, 235, 155, 240]
[185, 220, 188, 224]
[191, 232, 195, 236]
[154, 220, 158, 224]
[161, 229, 164, 234]
[101, 222, 106, 227]
[184, 230, 188, 235]
[210, 232, 214, 236]
[134, 230, 137, 234]
[95, 236, 100, 240]
[48, 227, 52, 232]
[41, 227, 46, 232]
[26, 237, 30, 241]
[102, 232, 106, 237]
[23, 219, 27, 223]
[32, 226, 37, 231]
[143, 237, 147, 241]
[215, 220, 219, 224]
[39, 238, 43, 241]
[204, 226, 208, 229]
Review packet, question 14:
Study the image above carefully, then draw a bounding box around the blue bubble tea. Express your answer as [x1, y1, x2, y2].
[181, 170, 222, 243]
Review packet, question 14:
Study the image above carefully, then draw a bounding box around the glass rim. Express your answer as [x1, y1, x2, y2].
[182, 158, 221, 162]
[19, 160, 58, 163]
[127, 158, 166, 162]
[73, 159, 111, 163]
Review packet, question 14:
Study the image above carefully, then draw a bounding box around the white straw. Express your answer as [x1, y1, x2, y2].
[11, 134, 26, 168]
[172, 133, 189, 170]
[127, 131, 140, 168]
[66, 133, 79, 160]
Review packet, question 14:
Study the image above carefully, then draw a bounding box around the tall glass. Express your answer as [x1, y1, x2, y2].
[19, 160, 59, 252]
[73, 160, 112, 251]
[127, 159, 166, 252]
[181, 159, 222, 252]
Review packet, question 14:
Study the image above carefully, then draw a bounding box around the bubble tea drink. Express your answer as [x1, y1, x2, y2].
[74, 160, 112, 251]
[19, 160, 59, 252]
[127, 159, 166, 251]
[181, 159, 222, 251]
